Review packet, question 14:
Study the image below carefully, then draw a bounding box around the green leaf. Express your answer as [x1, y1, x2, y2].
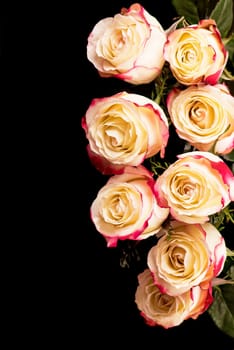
[222, 149, 234, 162]
[195, 0, 210, 18]
[229, 265, 234, 280]
[225, 34, 234, 65]
[171, 0, 199, 24]
[208, 285, 234, 338]
[221, 68, 234, 81]
[210, 0, 233, 37]
[221, 255, 234, 278]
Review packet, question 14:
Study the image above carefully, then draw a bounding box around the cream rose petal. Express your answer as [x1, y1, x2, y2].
[201, 223, 226, 276]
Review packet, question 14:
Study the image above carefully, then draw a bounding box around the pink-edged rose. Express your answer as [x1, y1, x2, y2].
[87, 3, 167, 85]
[164, 19, 228, 85]
[167, 84, 234, 155]
[90, 165, 169, 247]
[147, 221, 226, 296]
[154, 151, 234, 223]
[82, 91, 169, 174]
[135, 269, 213, 329]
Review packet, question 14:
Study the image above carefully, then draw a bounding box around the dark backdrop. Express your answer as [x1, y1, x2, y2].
[1, 2, 233, 348]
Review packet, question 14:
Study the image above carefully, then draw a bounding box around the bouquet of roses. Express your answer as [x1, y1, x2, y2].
[81, 0, 234, 337]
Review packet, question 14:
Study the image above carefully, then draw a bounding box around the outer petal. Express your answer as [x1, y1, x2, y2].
[187, 283, 213, 320]
[215, 132, 234, 155]
[201, 223, 226, 276]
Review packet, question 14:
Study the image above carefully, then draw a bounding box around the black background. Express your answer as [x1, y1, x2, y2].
[1, 2, 233, 348]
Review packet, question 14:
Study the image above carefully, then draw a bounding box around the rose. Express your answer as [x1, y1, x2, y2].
[163, 19, 228, 85]
[135, 269, 213, 329]
[90, 165, 169, 247]
[154, 151, 234, 223]
[87, 3, 167, 85]
[147, 221, 226, 296]
[82, 91, 169, 175]
[167, 84, 234, 155]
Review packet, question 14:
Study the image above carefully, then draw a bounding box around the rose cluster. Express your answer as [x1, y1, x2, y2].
[82, 3, 234, 329]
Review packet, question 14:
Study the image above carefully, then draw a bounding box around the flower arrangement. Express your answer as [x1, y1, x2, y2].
[81, 0, 234, 338]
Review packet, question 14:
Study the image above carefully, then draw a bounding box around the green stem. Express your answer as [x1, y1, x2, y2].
[223, 206, 234, 223]
[155, 77, 167, 105]
[226, 247, 234, 257]
[212, 277, 234, 286]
